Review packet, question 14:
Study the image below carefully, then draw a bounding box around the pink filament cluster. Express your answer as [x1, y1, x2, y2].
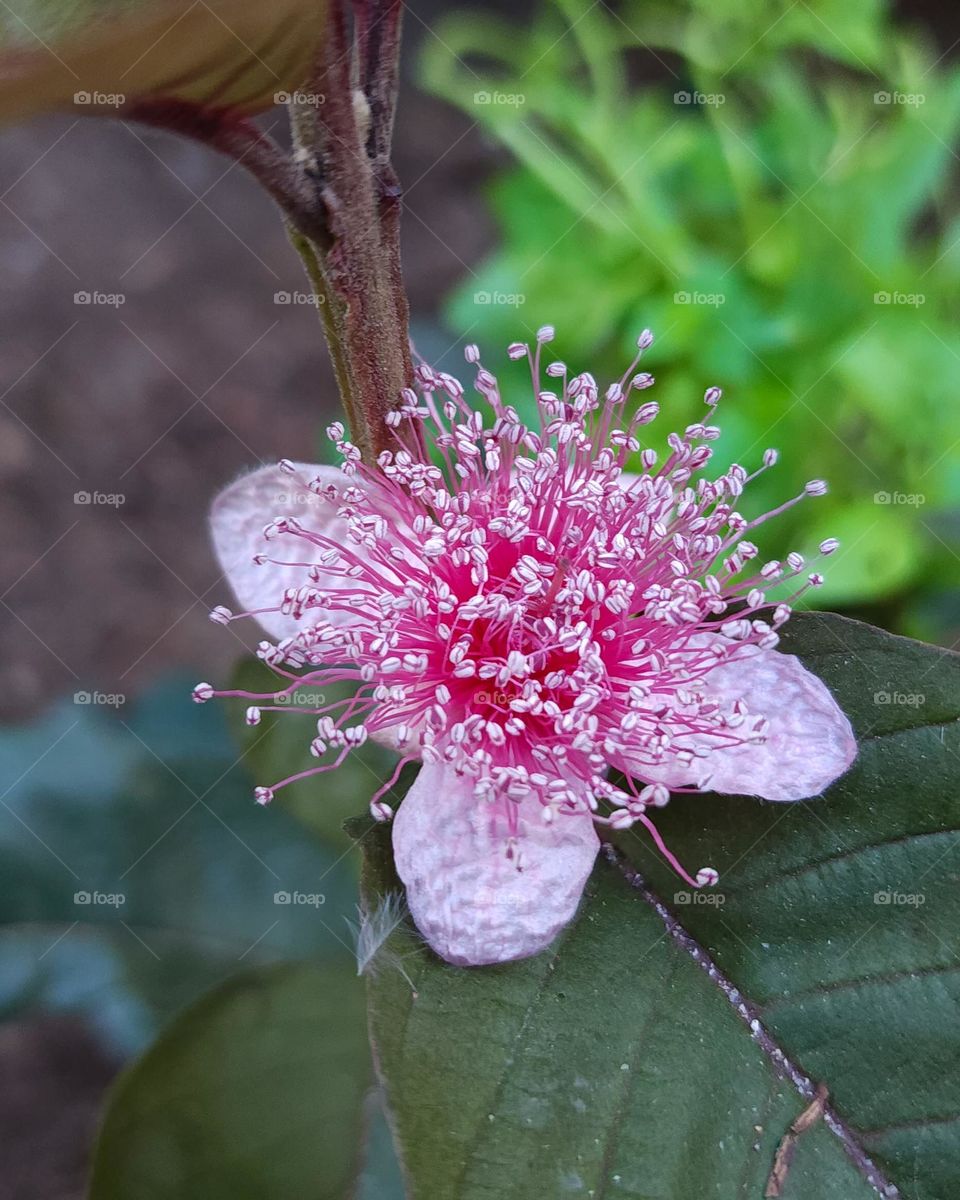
[197, 328, 836, 887]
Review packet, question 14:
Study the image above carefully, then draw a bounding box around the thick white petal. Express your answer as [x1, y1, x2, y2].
[392, 763, 599, 966]
[616, 644, 856, 802]
[210, 462, 347, 642]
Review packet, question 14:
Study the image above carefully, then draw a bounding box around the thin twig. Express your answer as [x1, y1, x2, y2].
[601, 843, 901, 1199]
[127, 99, 327, 243]
[130, 2, 413, 461]
[765, 1083, 829, 1196]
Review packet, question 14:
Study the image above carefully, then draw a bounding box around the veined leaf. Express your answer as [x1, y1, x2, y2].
[361, 613, 960, 1199]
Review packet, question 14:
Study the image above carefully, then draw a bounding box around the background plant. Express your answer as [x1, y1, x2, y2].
[421, 0, 960, 639]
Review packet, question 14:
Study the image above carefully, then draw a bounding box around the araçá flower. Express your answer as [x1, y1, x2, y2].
[196, 327, 857, 966]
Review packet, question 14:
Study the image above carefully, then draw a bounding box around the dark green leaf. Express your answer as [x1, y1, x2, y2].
[362, 614, 960, 1199]
[89, 962, 370, 1199]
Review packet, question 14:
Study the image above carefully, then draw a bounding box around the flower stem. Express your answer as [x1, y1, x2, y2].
[300, 0, 412, 463]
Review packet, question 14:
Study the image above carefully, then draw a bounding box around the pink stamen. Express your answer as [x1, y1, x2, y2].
[205, 328, 837, 889]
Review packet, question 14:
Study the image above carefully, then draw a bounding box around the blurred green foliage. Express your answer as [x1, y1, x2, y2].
[90, 963, 377, 1200]
[420, 0, 960, 637]
[0, 677, 405, 1193]
[0, 676, 358, 1055]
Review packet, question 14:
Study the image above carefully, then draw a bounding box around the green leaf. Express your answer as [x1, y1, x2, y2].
[89, 961, 371, 1199]
[0, 0, 324, 121]
[361, 613, 960, 1199]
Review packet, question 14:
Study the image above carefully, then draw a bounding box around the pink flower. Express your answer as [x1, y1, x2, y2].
[199, 328, 856, 966]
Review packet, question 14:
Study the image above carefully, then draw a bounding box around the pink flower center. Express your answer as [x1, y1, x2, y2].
[199, 327, 838, 889]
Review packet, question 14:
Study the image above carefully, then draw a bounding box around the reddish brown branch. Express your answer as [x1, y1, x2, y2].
[307, 0, 412, 461]
[352, 0, 412, 389]
[355, 0, 403, 165]
[127, 98, 328, 244]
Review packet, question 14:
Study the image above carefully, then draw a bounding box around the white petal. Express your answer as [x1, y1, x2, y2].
[210, 462, 348, 642]
[392, 763, 599, 966]
[617, 644, 856, 802]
